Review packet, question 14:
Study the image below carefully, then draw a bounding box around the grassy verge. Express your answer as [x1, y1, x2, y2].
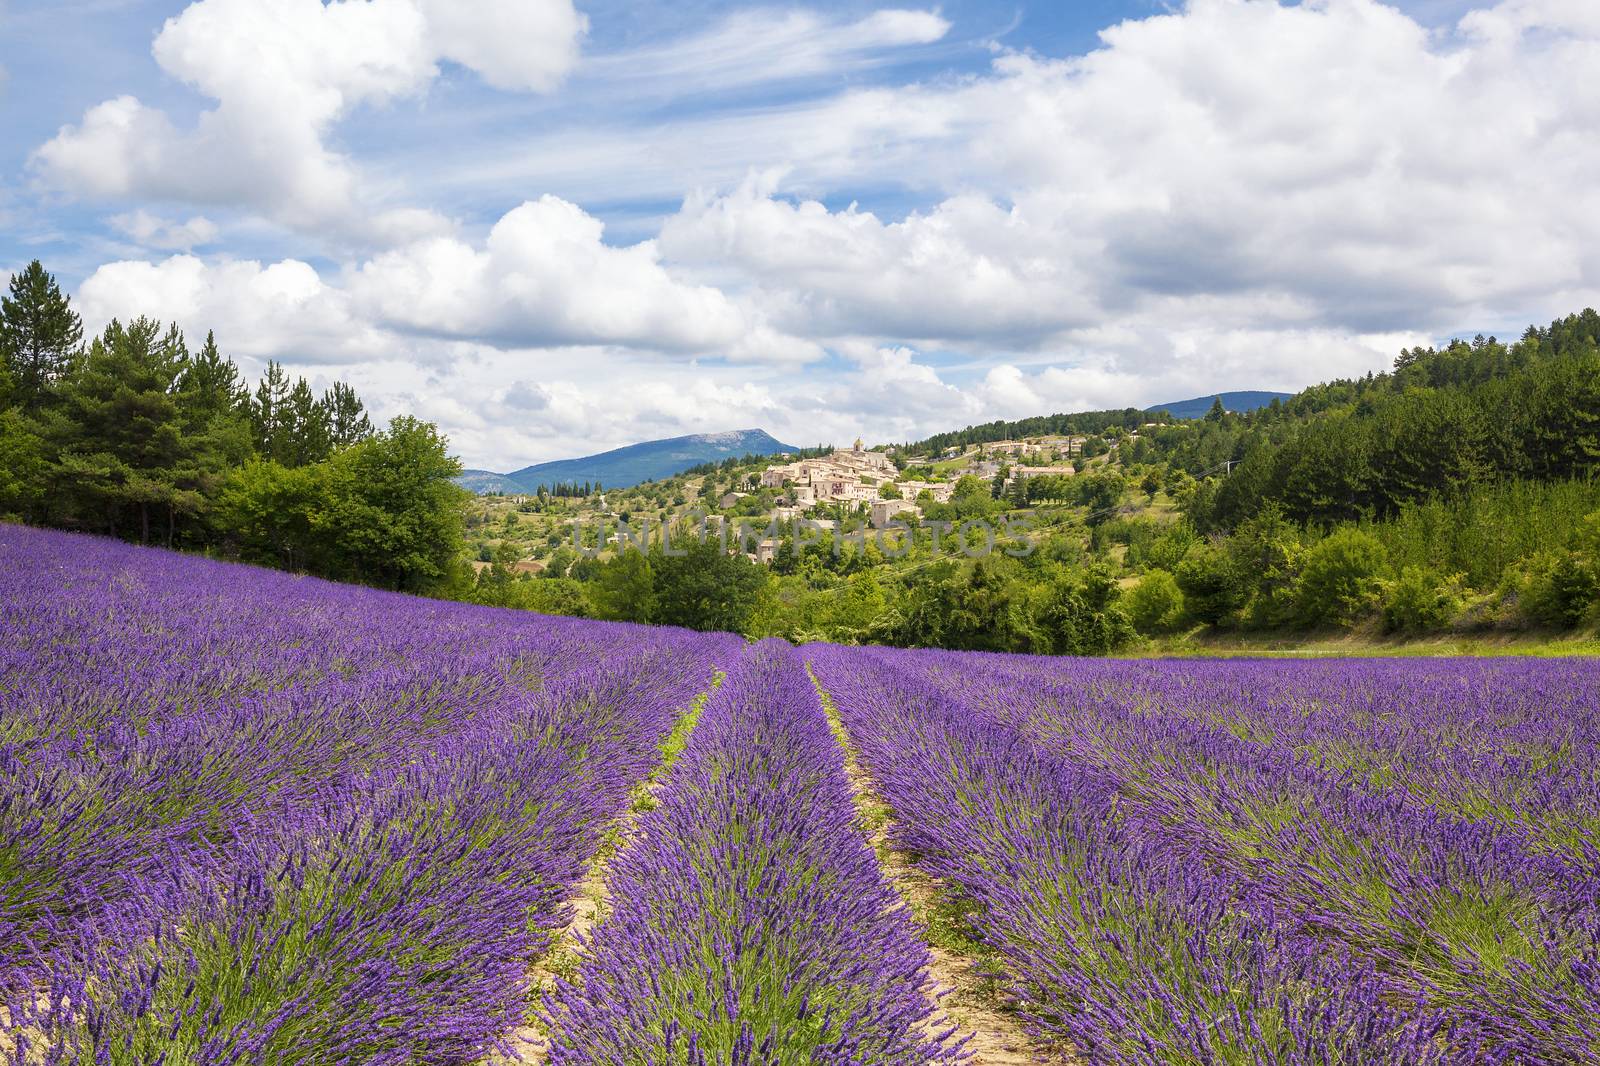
[1134, 628, 1600, 658]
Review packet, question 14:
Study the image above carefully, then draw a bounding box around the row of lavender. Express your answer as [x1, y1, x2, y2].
[544, 640, 962, 1064]
[809, 646, 1600, 1064]
[1, 525, 729, 1062]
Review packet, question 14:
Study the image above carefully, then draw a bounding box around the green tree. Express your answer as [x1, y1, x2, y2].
[0, 260, 83, 411]
[1125, 569, 1185, 633]
[0, 408, 48, 519]
[180, 331, 249, 422]
[1366, 389, 1489, 516]
[49, 318, 198, 543]
[1381, 566, 1464, 634]
[1175, 542, 1247, 626]
[322, 381, 373, 449]
[283, 377, 332, 467]
[317, 416, 467, 592]
[216, 459, 327, 572]
[251, 361, 293, 461]
[1034, 565, 1134, 655]
[1077, 470, 1127, 526]
[650, 536, 768, 634]
[1293, 528, 1388, 626]
[173, 331, 255, 538]
[591, 550, 657, 623]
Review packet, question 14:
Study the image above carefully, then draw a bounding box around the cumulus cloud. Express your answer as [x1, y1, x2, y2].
[661, 174, 1100, 344]
[32, 0, 586, 241]
[73, 196, 822, 374]
[350, 195, 821, 361]
[355, 197, 745, 353]
[75, 254, 387, 363]
[656, 0, 1600, 364]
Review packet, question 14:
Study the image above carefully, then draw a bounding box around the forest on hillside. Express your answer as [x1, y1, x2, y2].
[465, 309, 1600, 651]
[0, 261, 466, 592]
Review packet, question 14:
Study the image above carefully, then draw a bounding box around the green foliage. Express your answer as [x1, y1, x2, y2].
[47, 318, 203, 543]
[217, 459, 326, 573]
[219, 418, 466, 593]
[888, 558, 1032, 652]
[0, 260, 82, 412]
[1368, 480, 1600, 590]
[318, 417, 466, 591]
[1382, 566, 1465, 634]
[590, 550, 657, 623]
[1514, 551, 1599, 628]
[1034, 565, 1135, 654]
[0, 408, 48, 519]
[1125, 569, 1185, 633]
[1226, 505, 1303, 627]
[1292, 529, 1388, 626]
[1175, 543, 1247, 626]
[649, 536, 769, 633]
[1180, 311, 1600, 533]
[1077, 470, 1127, 525]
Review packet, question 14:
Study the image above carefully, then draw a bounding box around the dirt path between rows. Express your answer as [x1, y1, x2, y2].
[488, 674, 721, 1065]
[808, 664, 1076, 1066]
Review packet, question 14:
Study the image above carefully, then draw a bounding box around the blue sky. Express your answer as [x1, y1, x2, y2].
[2, 0, 1594, 468]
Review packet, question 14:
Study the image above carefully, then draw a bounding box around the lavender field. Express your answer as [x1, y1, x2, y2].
[3, 523, 1599, 1064]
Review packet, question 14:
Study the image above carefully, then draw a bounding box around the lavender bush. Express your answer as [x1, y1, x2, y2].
[545, 640, 961, 1065]
[810, 645, 1600, 1063]
[1, 525, 728, 1062]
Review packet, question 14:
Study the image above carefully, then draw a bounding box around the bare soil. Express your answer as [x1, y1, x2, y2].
[808, 665, 1077, 1066]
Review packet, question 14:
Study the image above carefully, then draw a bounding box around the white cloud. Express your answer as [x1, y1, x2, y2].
[349, 195, 821, 361]
[75, 254, 387, 363]
[416, 0, 587, 92]
[652, 0, 1600, 350]
[31, 0, 586, 242]
[661, 174, 1100, 343]
[73, 195, 822, 377]
[109, 210, 220, 251]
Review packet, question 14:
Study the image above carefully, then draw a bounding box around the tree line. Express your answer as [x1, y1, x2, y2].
[1, 260, 465, 592]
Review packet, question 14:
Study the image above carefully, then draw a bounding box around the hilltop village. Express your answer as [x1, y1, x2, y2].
[465, 426, 1172, 574]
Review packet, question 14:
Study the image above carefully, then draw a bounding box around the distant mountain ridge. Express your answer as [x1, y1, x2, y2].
[459, 428, 802, 494]
[1146, 391, 1292, 419]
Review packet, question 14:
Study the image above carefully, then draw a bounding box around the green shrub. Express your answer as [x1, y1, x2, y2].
[1516, 551, 1600, 628]
[1035, 566, 1135, 655]
[1381, 566, 1465, 633]
[1293, 528, 1387, 626]
[1125, 570, 1185, 633]
[1175, 543, 1247, 626]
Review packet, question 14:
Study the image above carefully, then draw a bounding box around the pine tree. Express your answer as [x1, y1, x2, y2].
[174, 330, 255, 531]
[50, 318, 190, 542]
[181, 331, 250, 423]
[322, 380, 373, 449]
[283, 377, 331, 466]
[1, 260, 83, 411]
[252, 361, 292, 460]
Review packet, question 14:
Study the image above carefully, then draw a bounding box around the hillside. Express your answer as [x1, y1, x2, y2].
[901, 387, 1288, 455]
[1145, 390, 1292, 419]
[454, 306, 1600, 654]
[461, 428, 802, 494]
